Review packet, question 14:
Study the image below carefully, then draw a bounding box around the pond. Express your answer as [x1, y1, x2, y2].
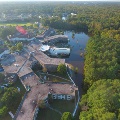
[64, 31, 89, 94]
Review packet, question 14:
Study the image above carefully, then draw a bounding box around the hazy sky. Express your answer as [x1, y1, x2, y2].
[0, 0, 119, 2]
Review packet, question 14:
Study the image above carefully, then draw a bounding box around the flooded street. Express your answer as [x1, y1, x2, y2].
[64, 31, 89, 94]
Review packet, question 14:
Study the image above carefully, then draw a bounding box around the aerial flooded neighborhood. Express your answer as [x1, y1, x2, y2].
[0, 1, 120, 120]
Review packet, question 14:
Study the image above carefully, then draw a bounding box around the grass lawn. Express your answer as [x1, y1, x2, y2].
[36, 71, 70, 83]
[0, 22, 32, 26]
[49, 71, 69, 80]
[2, 114, 11, 120]
[11, 79, 26, 96]
[36, 100, 75, 120]
[51, 100, 75, 113]
[36, 108, 61, 120]
[0, 73, 5, 85]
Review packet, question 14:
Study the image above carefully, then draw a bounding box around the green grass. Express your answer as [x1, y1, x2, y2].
[11, 79, 26, 98]
[49, 71, 69, 80]
[36, 71, 70, 83]
[37, 108, 61, 120]
[37, 100, 75, 120]
[51, 100, 75, 113]
[2, 114, 11, 120]
[0, 22, 32, 26]
[47, 75, 69, 82]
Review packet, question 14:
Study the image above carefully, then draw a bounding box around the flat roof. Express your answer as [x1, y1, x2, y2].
[17, 60, 33, 78]
[1, 53, 28, 74]
[39, 45, 50, 52]
[10, 31, 35, 39]
[16, 74, 77, 120]
[26, 44, 65, 65]
[44, 35, 68, 42]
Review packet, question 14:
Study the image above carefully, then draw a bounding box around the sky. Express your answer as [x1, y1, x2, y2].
[0, 0, 119, 2]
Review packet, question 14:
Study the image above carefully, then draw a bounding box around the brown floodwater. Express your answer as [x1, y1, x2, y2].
[64, 31, 89, 94]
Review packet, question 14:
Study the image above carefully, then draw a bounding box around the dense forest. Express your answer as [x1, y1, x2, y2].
[84, 36, 120, 86]
[80, 79, 120, 120]
[0, 2, 120, 120]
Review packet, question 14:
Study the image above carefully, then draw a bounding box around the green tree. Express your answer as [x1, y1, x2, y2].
[38, 100, 46, 109]
[1, 87, 21, 111]
[75, 67, 78, 74]
[1, 27, 15, 39]
[57, 64, 66, 75]
[0, 106, 8, 117]
[17, 42, 23, 51]
[80, 80, 120, 120]
[61, 112, 72, 120]
[10, 46, 17, 52]
[101, 112, 117, 120]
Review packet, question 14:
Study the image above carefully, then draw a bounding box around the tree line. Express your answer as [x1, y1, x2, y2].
[79, 3, 120, 120]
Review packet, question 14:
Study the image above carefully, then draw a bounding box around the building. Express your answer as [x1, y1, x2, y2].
[0, 50, 10, 59]
[15, 75, 78, 120]
[8, 34, 35, 42]
[43, 35, 68, 44]
[49, 47, 70, 56]
[1, 41, 79, 120]
[36, 28, 55, 40]
[25, 43, 65, 72]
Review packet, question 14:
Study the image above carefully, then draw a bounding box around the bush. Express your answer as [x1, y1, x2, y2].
[38, 100, 46, 109]
[0, 106, 8, 117]
[57, 64, 66, 75]
[75, 67, 78, 74]
[61, 112, 72, 120]
[42, 67, 47, 73]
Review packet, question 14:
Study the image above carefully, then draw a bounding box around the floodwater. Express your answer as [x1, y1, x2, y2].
[64, 31, 89, 94]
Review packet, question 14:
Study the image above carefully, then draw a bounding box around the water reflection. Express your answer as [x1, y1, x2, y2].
[64, 31, 89, 93]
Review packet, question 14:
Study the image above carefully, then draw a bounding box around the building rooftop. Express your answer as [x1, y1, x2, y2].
[44, 35, 68, 43]
[10, 31, 35, 39]
[16, 73, 77, 120]
[26, 44, 65, 66]
[17, 60, 33, 78]
[1, 52, 28, 74]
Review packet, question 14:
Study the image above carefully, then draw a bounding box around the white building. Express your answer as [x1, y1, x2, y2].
[39, 45, 50, 52]
[49, 47, 70, 56]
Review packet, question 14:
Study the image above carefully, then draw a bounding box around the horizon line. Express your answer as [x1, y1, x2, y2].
[0, 0, 120, 2]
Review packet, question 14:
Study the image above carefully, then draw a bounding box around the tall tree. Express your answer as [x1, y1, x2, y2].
[80, 80, 120, 120]
[61, 112, 72, 120]
[1, 87, 21, 111]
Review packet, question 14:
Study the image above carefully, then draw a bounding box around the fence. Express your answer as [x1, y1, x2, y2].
[33, 107, 39, 120]
[65, 64, 80, 117]
[66, 65, 75, 85]
[13, 91, 29, 120]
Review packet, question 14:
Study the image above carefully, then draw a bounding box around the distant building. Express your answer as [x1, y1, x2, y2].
[36, 28, 55, 40]
[0, 50, 10, 59]
[26, 45, 65, 72]
[71, 13, 77, 16]
[43, 35, 68, 44]
[7, 34, 35, 42]
[49, 47, 70, 56]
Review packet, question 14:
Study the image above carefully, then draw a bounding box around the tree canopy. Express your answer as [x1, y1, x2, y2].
[16, 42, 23, 51]
[57, 64, 66, 75]
[80, 79, 120, 120]
[61, 112, 72, 120]
[0, 87, 21, 112]
[84, 36, 120, 86]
